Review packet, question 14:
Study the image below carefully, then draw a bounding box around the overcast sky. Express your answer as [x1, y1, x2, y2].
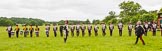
[0, 0, 161, 22]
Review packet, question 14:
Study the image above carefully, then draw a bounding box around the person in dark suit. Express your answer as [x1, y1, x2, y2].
[76, 24, 80, 37]
[109, 22, 114, 36]
[59, 25, 64, 37]
[143, 22, 149, 36]
[148, 22, 152, 31]
[53, 24, 58, 37]
[45, 24, 50, 37]
[118, 22, 123, 36]
[87, 24, 92, 37]
[94, 24, 99, 36]
[135, 21, 145, 45]
[15, 25, 20, 38]
[70, 25, 75, 37]
[152, 22, 157, 36]
[81, 24, 86, 37]
[23, 25, 28, 37]
[102, 23, 107, 36]
[6, 25, 12, 38]
[64, 20, 69, 43]
[128, 22, 133, 36]
[29, 25, 34, 37]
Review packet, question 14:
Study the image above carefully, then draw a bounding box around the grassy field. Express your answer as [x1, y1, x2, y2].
[0, 25, 162, 51]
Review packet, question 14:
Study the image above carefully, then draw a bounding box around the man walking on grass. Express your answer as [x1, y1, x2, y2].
[135, 21, 145, 45]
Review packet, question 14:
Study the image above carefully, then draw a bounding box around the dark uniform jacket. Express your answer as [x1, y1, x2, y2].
[109, 24, 114, 30]
[152, 24, 157, 32]
[102, 25, 107, 30]
[6, 26, 12, 32]
[53, 26, 58, 31]
[76, 25, 80, 31]
[88, 25, 92, 31]
[118, 23, 123, 30]
[94, 26, 99, 31]
[81, 26, 86, 31]
[70, 26, 75, 31]
[143, 24, 149, 30]
[128, 24, 133, 31]
[64, 25, 69, 33]
[59, 26, 64, 32]
[135, 25, 144, 36]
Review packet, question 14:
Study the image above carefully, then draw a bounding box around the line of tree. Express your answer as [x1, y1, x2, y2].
[47, 19, 91, 25]
[0, 17, 91, 26]
[0, 17, 45, 26]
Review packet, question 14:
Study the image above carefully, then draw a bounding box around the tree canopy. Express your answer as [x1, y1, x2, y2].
[0, 17, 45, 26]
[102, 1, 160, 24]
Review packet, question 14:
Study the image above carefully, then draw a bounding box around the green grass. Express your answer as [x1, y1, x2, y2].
[0, 25, 162, 51]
